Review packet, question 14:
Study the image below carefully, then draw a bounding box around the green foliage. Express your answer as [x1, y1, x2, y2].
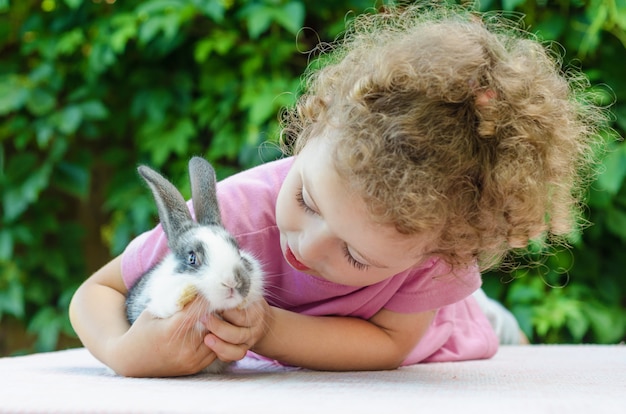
[0, 0, 624, 353]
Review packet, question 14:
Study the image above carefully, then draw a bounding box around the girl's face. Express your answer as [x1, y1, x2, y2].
[276, 137, 429, 287]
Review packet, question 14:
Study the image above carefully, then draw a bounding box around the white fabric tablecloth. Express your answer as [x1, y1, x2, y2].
[0, 345, 624, 413]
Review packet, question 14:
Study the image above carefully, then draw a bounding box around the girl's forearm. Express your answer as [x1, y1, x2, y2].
[251, 306, 422, 371]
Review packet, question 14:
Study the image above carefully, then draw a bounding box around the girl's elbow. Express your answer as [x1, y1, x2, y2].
[376, 347, 411, 371]
[388, 354, 408, 370]
[383, 339, 421, 370]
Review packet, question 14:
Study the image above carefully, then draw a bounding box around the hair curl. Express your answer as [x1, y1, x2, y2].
[281, 3, 609, 270]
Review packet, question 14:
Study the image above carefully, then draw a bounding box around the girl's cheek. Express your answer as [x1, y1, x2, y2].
[275, 192, 298, 231]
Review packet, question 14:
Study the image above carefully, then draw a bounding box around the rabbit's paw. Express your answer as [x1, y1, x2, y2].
[177, 284, 198, 309]
[146, 281, 197, 319]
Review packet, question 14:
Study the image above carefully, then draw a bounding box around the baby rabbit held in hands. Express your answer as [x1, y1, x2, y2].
[125, 156, 264, 373]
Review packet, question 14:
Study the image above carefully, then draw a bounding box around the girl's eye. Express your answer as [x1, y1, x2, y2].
[342, 245, 369, 271]
[296, 187, 369, 271]
[295, 189, 317, 215]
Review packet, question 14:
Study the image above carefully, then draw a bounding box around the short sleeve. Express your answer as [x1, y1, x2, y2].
[383, 258, 482, 313]
[120, 224, 169, 289]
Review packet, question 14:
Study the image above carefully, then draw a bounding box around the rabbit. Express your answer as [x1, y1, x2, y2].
[125, 156, 264, 374]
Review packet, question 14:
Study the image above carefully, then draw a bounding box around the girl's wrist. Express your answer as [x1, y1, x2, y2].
[105, 325, 151, 377]
[103, 334, 129, 376]
[250, 304, 277, 356]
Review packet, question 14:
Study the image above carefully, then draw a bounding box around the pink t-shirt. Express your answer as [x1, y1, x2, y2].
[121, 157, 498, 364]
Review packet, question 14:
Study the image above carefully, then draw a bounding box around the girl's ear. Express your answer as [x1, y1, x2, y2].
[475, 89, 497, 107]
[188, 156, 223, 227]
[473, 88, 498, 138]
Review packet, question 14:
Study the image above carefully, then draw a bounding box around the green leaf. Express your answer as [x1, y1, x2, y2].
[579, 2, 608, 57]
[87, 42, 117, 75]
[27, 307, 62, 352]
[54, 161, 90, 199]
[2, 138, 66, 221]
[613, 104, 626, 133]
[584, 302, 625, 343]
[595, 144, 626, 195]
[138, 10, 182, 45]
[511, 305, 534, 339]
[273, 2, 305, 35]
[191, 0, 225, 22]
[35, 120, 54, 148]
[0, 76, 28, 115]
[533, 13, 567, 41]
[79, 100, 109, 120]
[565, 305, 590, 341]
[605, 206, 626, 240]
[139, 17, 165, 45]
[139, 118, 195, 165]
[0, 277, 25, 319]
[614, 0, 626, 30]
[51, 105, 83, 135]
[501, 0, 525, 11]
[3, 165, 52, 221]
[241, 80, 282, 125]
[55, 28, 85, 56]
[28, 63, 55, 84]
[508, 281, 544, 304]
[136, 0, 186, 15]
[109, 14, 138, 54]
[244, 5, 273, 39]
[64, 0, 84, 9]
[26, 88, 57, 116]
[0, 229, 13, 260]
[194, 31, 239, 62]
[194, 38, 214, 62]
[208, 124, 239, 160]
[588, 184, 613, 208]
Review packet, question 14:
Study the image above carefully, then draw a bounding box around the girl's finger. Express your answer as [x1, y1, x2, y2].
[204, 333, 248, 363]
[206, 313, 251, 345]
[220, 307, 250, 326]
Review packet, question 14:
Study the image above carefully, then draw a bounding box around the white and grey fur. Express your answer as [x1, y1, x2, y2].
[125, 156, 264, 373]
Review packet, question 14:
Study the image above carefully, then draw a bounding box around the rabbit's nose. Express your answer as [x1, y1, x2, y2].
[221, 280, 239, 297]
[221, 281, 236, 298]
[234, 269, 250, 297]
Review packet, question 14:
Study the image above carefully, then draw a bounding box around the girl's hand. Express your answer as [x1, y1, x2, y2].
[203, 298, 273, 363]
[109, 298, 217, 377]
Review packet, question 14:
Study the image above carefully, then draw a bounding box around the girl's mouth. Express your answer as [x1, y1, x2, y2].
[285, 246, 310, 272]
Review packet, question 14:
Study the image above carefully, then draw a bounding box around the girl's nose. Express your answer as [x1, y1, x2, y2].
[298, 222, 333, 262]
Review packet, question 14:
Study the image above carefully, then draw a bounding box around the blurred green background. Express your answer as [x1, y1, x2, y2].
[0, 0, 624, 355]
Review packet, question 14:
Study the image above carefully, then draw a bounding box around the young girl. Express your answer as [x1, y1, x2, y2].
[69, 3, 605, 377]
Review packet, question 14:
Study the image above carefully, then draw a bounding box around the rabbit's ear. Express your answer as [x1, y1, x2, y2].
[188, 156, 223, 226]
[138, 165, 194, 244]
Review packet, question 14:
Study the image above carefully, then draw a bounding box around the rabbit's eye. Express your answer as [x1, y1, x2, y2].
[187, 252, 197, 266]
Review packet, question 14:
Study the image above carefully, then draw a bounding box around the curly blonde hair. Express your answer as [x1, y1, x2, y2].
[281, 3, 608, 270]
